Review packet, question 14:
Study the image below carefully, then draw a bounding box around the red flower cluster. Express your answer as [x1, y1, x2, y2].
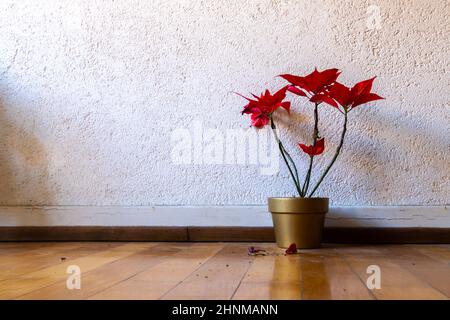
[280, 68, 340, 107]
[281, 68, 383, 110]
[327, 77, 384, 110]
[238, 68, 383, 157]
[239, 87, 290, 128]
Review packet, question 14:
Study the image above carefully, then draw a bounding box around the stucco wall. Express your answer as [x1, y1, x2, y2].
[0, 0, 448, 206]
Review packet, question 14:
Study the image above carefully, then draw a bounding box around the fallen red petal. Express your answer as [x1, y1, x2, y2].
[285, 243, 298, 254]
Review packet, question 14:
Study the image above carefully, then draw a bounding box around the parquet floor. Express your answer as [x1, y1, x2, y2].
[0, 242, 448, 300]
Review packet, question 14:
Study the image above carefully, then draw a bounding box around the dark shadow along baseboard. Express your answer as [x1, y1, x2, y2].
[0, 226, 449, 243]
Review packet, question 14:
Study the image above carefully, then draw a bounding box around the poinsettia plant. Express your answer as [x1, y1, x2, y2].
[238, 68, 383, 197]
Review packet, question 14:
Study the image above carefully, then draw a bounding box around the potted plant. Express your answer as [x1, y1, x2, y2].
[237, 68, 383, 248]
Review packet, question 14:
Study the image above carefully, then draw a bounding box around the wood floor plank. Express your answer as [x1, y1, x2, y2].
[0, 243, 154, 299]
[90, 243, 224, 300]
[338, 246, 448, 300]
[382, 246, 450, 298]
[411, 245, 450, 265]
[233, 246, 302, 300]
[18, 243, 188, 300]
[161, 244, 252, 300]
[0, 243, 120, 281]
[233, 281, 302, 300]
[21, 243, 153, 279]
[301, 248, 374, 300]
[0, 243, 78, 256]
[0, 243, 122, 260]
[0, 243, 84, 266]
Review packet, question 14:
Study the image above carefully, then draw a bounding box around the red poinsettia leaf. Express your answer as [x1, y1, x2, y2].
[285, 243, 297, 254]
[352, 93, 384, 108]
[328, 82, 351, 107]
[313, 138, 325, 155]
[234, 91, 252, 101]
[276, 101, 291, 114]
[310, 93, 339, 108]
[280, 74, 311, 92]
[299, 138, 325, 156]
[245, 106, 262, 115]
[281, 68, 340, 95]
[302, 68, 322, 92]
[236, 92, 260, 115]
[238, 86, 292, 128]
[351, 77, 376, 96]
[298, 143, 313, 155]
[251, 112, 270, 128]
[320, 96, 339, 108]
[279, 74, 304, 86]
[241, 100, 260, 114]
[304, 68, 340, 93]
[309, 94, 322, 103]
[272, 86, 288, 101]
[287, 85, 307, 97]
[307, 68, 320, 87]
[318, 68, 341, 85]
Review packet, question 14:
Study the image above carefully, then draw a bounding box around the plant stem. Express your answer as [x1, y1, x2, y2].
[308, 110, 348, 197]
[302, 103, 319, 196]
[270, 117, 302, 196]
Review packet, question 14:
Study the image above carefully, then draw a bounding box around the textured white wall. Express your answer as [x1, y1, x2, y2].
[0, 0, 448, 206]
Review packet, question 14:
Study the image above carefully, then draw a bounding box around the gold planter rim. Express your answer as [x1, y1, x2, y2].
[268, 197, 329, 214]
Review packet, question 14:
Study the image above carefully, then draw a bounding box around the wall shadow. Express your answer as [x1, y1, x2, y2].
[272, 101, 449, 205]
[0, 97, 53, 226]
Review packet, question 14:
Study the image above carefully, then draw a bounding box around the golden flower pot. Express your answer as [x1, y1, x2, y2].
[268, 197, 329, 249]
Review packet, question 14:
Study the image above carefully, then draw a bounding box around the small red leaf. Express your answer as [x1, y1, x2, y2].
[287, 85, 307, 97]
[298, 138, 325, 156]
[285, 243, 297, 254]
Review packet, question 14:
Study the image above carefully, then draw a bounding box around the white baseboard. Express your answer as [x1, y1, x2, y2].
[0, 206, 448, 228]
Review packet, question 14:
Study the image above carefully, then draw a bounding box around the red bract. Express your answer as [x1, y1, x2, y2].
[299, 138, 325, 156]
[328, 77, 384, 110]
[280, 68, 340, 107]
[238, 87, 291, 128]
[285, 243, 298, 255]
[250, 108, 270, 128]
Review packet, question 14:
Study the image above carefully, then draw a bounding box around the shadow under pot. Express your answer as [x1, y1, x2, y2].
[268, 197, 329, 249]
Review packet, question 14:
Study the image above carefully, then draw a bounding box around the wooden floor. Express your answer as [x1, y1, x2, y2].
[0, 242, 449, 300]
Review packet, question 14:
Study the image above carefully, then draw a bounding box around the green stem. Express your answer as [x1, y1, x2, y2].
[281, 143, 301, 192]
[302, 103, 319, 196]
[270, 117, 302, 196]
[308, 110, 348, 197]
